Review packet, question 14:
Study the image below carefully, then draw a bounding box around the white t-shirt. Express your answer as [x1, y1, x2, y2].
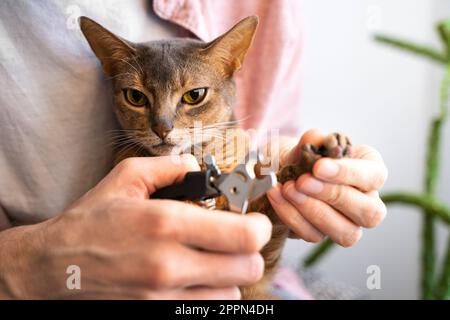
[0, 0, 183, 223]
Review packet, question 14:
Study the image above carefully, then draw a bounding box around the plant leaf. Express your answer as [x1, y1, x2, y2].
[374, 34, 448, 64]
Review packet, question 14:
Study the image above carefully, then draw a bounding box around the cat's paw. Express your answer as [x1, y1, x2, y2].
[278, 132, 352, 184]
[316, 132, 352, 159]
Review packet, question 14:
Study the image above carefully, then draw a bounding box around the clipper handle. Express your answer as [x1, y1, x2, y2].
[151, 171, 221, 201]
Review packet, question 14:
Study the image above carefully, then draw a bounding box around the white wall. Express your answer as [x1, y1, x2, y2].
[282, 0, 450, 299]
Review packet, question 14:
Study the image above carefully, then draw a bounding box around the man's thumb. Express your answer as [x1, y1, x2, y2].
[112, 154, 200, 198]
[149, 154, 201, 193]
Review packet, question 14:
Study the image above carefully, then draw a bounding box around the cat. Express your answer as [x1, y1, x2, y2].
[79, 15, 351, 299]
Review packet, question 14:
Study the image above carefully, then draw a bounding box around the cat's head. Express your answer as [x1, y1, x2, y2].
[80, 16, 258, 156]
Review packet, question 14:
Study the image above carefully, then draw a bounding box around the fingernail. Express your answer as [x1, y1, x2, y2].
[300, 177, 324, 194]
[285, 184, 307, 204]
[267, 187, 285, 205]
[317, 159, 339, 178]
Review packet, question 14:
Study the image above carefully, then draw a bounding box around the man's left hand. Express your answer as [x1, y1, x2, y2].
[267, 129, 388, 247]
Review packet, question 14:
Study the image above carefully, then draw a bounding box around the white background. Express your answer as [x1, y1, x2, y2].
[282, 0, 450, 299]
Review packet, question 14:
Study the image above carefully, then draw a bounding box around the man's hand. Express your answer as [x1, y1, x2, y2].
[267, 129, 388, 247]
[0, 155, 271, 299]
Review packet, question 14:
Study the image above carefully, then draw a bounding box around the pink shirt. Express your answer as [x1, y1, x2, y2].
[154, 0, 304, 136]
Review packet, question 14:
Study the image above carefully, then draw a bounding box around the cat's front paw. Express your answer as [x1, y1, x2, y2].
[278, 132, 352, 184]
[317, 132, 352, 158]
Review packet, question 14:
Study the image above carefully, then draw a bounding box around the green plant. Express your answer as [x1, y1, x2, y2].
[302, 18, 450, 300]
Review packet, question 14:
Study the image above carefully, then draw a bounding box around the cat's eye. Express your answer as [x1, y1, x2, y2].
[181, 88, 208, 105]
[124, 89, 148, 107]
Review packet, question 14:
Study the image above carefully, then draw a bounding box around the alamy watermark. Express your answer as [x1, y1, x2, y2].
[65, 5, 81, 30]
[66, 265, 81, 290]
[142, 121, 283, 175]
[366, 4, 383, 32]
[366, 264, 381, 290]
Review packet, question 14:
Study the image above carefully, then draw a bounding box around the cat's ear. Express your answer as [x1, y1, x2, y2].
[79, 16, 136, 76]
[203, 16, 259, 75]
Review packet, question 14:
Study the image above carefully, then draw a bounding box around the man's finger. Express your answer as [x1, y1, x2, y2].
[313, 156, 388, 192]
[281, 186, 363, 247]
[267, 183, 324, 243]
[109, 154, 200, 198]
[296, 174, 387, 228]
[150, 286, 241, 300]
[127, 200, 272, 253]
[98, 239, 263, 291]
[131, 240, 264, 290]
[74, 287, 241, 300]
[168, 248, 265, 289]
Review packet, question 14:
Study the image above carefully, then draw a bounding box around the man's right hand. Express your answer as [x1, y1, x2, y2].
[0, 155, 272, 299]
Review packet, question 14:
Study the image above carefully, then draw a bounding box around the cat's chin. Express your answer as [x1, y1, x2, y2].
[146, 143, 189, 156]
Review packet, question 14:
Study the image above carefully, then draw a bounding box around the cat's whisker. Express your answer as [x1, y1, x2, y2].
[108, 128, 142, 133]
[115, 138, 144, 156]
[114, 129, 137, 132]
[110, 139, 137, 149]
[107, 129, 142, 136]
[105, 72, 136, 81]
[118, 59, 141, 76]
[108, 134, 141, 141]
[128, 139, 146, 157]
[196, 134, 225, 142]
[107, 131, 135, 137]
[109, 137, 131, 144]
[197, 125, 231, 131]
[201, 130, 225, 137]
[107, 131, 136, 139]
[201, 116, 250, 129]
[108, 131, 144, 148]
[182, 129, 225, 139]
[110, 139, 136, 147]
[136, 142, 148, 156]
[187, 126, 224, 133]
[108, 133, 137, 142]
[202, 123, 236, 130]
[106, 57, 142, 76]
[131, 55, 145, 75]
[196, 130, 226, 140]
[107, 129, 143, 140]
[183, 118, 248, 133]
[108, 136, 131, 142]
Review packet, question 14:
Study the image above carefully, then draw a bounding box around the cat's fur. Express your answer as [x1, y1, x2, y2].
[80, 16, 351, 299]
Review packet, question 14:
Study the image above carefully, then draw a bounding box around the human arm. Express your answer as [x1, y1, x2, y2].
[0, 154, 271, 299]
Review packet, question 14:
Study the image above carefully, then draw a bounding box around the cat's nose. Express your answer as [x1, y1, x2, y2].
[152, 121, 173, 140]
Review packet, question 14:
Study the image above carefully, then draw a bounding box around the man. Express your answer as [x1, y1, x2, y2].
[0, 0, 387, 298]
